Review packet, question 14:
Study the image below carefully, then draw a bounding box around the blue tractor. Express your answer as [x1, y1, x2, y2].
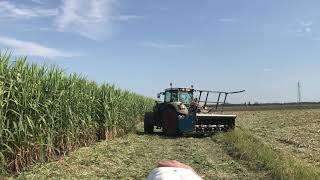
[144, 84, 245, 135]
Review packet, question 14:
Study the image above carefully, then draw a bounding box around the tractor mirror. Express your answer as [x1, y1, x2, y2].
[157, 93, 161, 99]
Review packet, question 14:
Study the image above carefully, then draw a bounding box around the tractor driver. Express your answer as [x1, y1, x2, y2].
[190, 98, 198, 112]
[171, 92, 178, 102]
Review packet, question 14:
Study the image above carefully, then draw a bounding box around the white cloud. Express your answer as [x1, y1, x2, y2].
[305, 27, 312, 33]
[263, 68, 273, 72]
[54, 0, 116, 40]
[291, 20, 314, 37]
[23, 27, 51, 32]
[30, 0, 46, 5]
[0, 1, 143, 40]
[300, 21, 313, 27]
[0, 35, 82, 58]
[113, 15, 144, 21]
[139, 42, 186, 49]
[218, 18, 235, 23]
[292, 28, 312, 37]
[39, 27, 51, 31]
[0, 1, 57, 19]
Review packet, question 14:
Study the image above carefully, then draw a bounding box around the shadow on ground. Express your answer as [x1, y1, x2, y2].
[135, 130, 219, 139]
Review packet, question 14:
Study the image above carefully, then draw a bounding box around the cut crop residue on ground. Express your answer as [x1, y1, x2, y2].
[214, 129, 320, 180]
[236, 109, 320, 168]
[17, 132, 270, 180]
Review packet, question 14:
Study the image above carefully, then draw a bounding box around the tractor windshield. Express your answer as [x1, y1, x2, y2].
[178, 91, 193, 104]
[164, 90, 193, 104]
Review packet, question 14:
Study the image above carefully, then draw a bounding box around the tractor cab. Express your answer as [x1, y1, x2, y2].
[162, 88, 194, 105]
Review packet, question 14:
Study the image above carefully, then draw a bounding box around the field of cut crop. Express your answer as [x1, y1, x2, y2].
[17, 130, 270, 179]
[236, 109, 320, 168]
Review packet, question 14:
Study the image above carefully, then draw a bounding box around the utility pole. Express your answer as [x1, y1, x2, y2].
[297, 81, 302, 104]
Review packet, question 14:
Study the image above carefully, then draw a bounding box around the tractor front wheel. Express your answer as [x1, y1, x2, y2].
[144, 112, 154, 134]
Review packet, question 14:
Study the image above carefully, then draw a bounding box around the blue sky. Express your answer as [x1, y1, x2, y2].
[0, 0, 320, 103]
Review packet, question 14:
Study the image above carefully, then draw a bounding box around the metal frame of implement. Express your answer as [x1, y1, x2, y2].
[197, 90, 245, 111]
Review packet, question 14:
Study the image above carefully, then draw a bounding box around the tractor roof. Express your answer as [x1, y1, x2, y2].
[164, 87, 194, 92]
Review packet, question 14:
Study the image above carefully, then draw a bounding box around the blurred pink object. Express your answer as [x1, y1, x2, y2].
[147, 160, 203, 180]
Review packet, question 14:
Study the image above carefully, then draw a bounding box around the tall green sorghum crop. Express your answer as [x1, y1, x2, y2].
[0, 54, 154, 174]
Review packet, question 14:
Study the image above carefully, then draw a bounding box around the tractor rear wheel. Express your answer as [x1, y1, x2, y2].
[162, 107, 179, 136]
[144, 112, 154, 134]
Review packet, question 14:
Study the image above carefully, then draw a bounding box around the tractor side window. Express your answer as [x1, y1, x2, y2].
[165, 91, 171, 102]
[164, 91, 177, 102]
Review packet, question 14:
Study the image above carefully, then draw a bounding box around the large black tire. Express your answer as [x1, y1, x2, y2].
[144, 112, 154, 134]
[162, 107, 179, 136]
[226, 118, 236, 131]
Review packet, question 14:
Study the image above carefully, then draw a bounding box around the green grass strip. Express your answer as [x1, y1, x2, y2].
[214, 129, 320, 180]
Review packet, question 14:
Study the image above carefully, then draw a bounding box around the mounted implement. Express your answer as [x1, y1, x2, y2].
[144, 84, 245, 135]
